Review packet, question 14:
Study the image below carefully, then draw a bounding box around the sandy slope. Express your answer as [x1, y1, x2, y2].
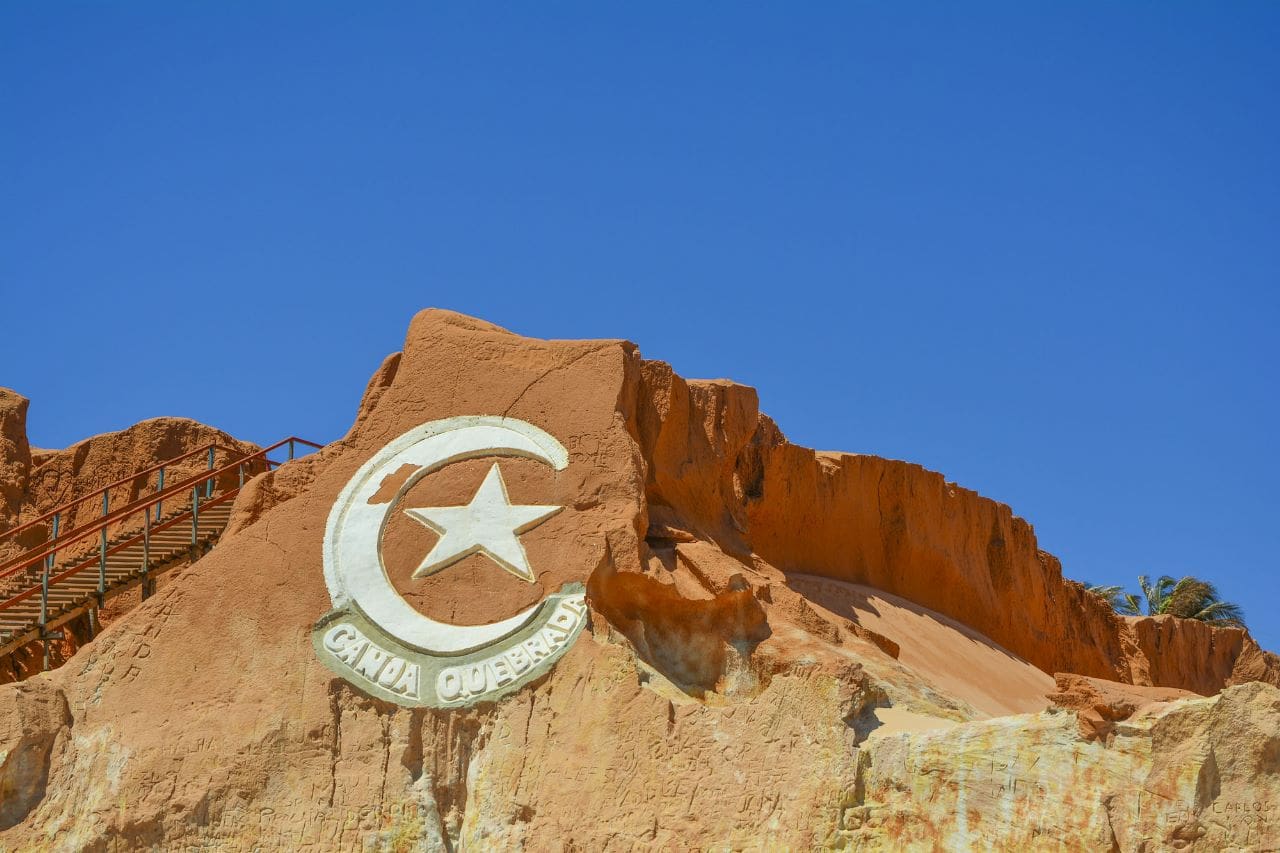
[788, 574, 1055, 716]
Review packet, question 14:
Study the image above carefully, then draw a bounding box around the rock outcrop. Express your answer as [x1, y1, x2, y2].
[0, 678, 69, 832]
[850, 680, 1279, 850]
[1045, 671, 1196, 739]
[0, 311, 1275, 851]
[1128, 613, 1280, 695]
[630, 363, 1278, 694]
[0, 390, 32, 541]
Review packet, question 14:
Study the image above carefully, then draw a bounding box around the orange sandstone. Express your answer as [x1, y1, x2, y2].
[0, 311, 1274, 851]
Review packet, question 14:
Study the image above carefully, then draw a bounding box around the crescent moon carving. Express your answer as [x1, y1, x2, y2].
[323, 416, 570, 655]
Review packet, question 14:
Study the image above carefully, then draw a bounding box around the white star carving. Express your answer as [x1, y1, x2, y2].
[402, 463, 561, 584]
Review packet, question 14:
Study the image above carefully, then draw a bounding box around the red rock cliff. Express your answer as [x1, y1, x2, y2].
[625, 356, 1278, 694]
[0, 310, 1274, 852]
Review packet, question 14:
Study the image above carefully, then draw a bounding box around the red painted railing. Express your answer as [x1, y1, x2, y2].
[0, 437, 323, 617]
[0, 441, 239, 548]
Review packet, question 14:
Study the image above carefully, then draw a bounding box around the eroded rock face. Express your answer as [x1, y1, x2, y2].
[0, 310, 1275, 851]
[630, 365, 1278, 694]
[0, 390, 32, 542]
[1128, 613, 1280, 695]
[1046, 671, 1196, 739]
[0, 679, 70, 831]
[851, 681, 1280, 851]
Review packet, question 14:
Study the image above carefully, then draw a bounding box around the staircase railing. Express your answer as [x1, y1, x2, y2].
[0, 440, 241, 550]
[0, 436, 322, 627]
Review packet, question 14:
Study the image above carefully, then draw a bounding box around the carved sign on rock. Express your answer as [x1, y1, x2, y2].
[312, 416, 588, 708]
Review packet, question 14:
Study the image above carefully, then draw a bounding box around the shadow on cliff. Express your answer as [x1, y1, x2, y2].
[783, 573, 1034, 666]
[586, 547, 772, 699]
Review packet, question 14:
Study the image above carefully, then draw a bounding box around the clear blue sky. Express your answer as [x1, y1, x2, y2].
[3, 4, 1277, 652]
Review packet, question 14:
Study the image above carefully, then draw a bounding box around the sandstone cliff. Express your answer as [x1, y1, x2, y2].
[0, 312, 1274, 851]
[0, 391, 31, 542]
[629, 360, 1279, 695]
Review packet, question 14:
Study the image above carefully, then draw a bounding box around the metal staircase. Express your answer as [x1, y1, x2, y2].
[0, 436, 322, 672]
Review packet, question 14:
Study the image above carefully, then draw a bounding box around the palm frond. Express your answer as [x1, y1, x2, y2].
[1079, 573, 1244, 627]
[1164, 576, 1215, 619]
[1191, 600, 1246, 628]
[1142, 575, 1181, 615]
[1137, 574, 1159, 615]
[1134, 573, 1246, 628]
[1084, 583, 1134, 614]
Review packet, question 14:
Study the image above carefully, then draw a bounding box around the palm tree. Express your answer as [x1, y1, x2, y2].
[1083, 583, 1139, 615]
[1085, 575, 1245, 628]
[1136, 575, 1245, 628]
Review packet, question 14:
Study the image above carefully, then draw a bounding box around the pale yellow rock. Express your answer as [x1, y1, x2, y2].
[841, 681, 1280, 852]
[865, 706, 959, 739]
[0, 678, 69, 832]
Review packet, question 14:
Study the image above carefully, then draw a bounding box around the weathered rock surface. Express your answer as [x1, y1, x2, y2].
[850, 681, 1279, 851]
[0, 391, 32, 543]
[1128, 613, 1280, 695]
[1046, 671, 1196, 739]
[0, 310, 1275, 850]
[0, 679, 69, 832]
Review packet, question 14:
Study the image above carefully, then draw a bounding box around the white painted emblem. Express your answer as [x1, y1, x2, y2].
[404, 462, 561, 583]
[313, 416, 589, 708]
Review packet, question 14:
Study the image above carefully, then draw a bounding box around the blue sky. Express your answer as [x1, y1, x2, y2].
[3, 4, 1277, 652]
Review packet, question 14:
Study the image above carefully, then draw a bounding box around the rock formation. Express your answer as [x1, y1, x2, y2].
[0, 390, 31, 543]
[0, 311, 1275, 851]
[0, 397, 257, 680]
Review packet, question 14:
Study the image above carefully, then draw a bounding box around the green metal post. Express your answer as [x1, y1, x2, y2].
[206, 446, 215, 498]
[141, 508, 151, 600]
[155, 467, 165, 521]
[49, 512, 60, 565]
[40, 567, 49, 669]
[41, 513, 59, 671]
[98, 492, 108, 599]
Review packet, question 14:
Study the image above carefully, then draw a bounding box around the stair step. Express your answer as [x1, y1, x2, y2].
[0, 471, 257, 647]
[59, 576, 136, 588]
[58, 563, 148, 575]
[2, 524, 226, 619]
[56, 584, 132, 593]
[11, 604, 91, 618]
[4, 595, 84, 605]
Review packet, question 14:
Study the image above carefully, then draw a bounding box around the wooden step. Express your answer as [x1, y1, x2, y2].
[58, 578, 136, 591]
[48, 592, 96, 601]
[53, 581, 129, 593]
[0, 521, 228, 627]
